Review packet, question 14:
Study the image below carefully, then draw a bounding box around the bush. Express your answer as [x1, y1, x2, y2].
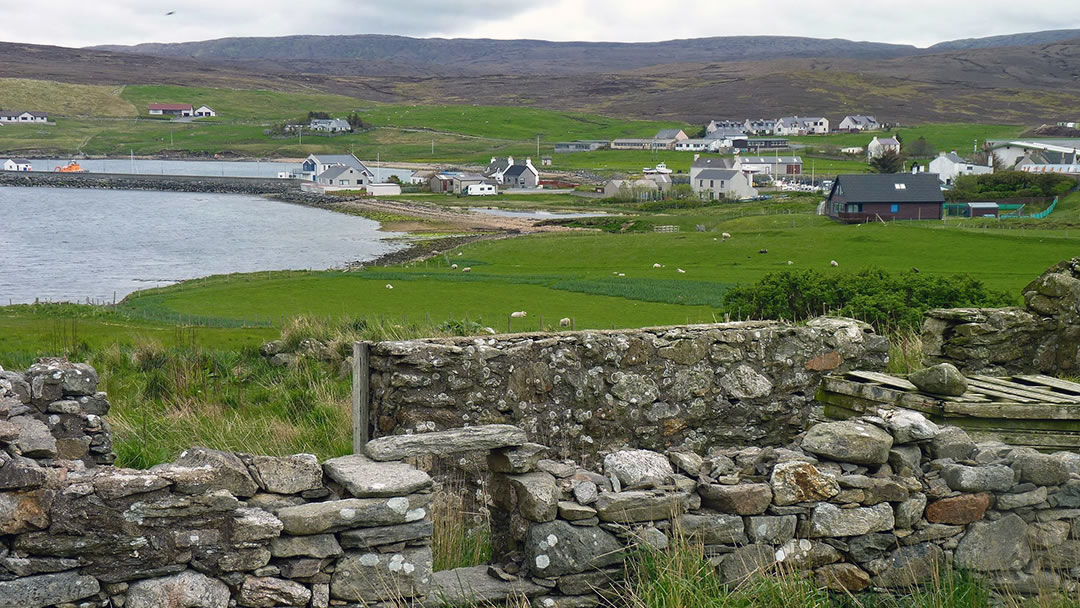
[946, 171, 1075, 202]
[722, 268, 1014, 331]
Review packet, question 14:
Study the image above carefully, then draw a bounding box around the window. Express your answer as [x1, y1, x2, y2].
[894, 183, 907, 190]
[710, 180, 714, 188]
[846, 203, 864, 213]
[890, 204, 899, 213]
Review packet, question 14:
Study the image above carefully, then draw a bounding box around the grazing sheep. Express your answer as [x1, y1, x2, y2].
[510, 311, 527, 318]
[677, 268, 686, 274]
[787, 261, 793, 265]
[722, 232, 732, 240]
[618, 273, 625, 277]
[830, 260, 839, 267]
[483, 327, 496, 335]
[462, 267, 472, 272]
[451, 263, 458, 270]
[385, 284, 394, 289]
[559, 317, 571, 327]
[759, 249, 768, 254]
[653, 263, 663, 268]
[457, 252, 463, 256]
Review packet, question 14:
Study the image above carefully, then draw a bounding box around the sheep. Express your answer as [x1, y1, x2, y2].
[677, 268, 686, 274]
[457, 252, 463, 256]
[787, 260, 794, 265]
[653, 263, 663, 269]
[722, 232, 732, 240]
[617, 273, 625, 277]
[830, 260, 839, 267]
[559, 317, 571, 327]
[510, 311, 527, 318]
[759, 249, 768, 254]
[451, 263, 458, 270]
[462, 267, 472, 273]
[385, 284, 394, 289]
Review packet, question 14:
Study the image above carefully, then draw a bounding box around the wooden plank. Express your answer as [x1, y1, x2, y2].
[960, 428, 1080, 451]
[822, 377, 940, 414]
[962, 380, 1040, 403]
[352, 341, 371, 454]
[937, 415, 1080, 432]
[817, 390, 890, 415]
[844, 371, 918, 391]
[943, 401, 1080, 420]
[1013, 375, 1080, 396]
[969, 375, 1080, 403]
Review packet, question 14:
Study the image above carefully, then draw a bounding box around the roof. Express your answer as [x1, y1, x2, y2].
[695, 169, 742, 181]
[844, 115, 878, 124]
[148, 103, 193, 111]
[318, 166, 359, 181]
[938, 152, 967, 164]
[830, 174, 945, 204]
[608, 179, 658, 189]
[967, 202, 1000, 208]
[692, 156, 735, 169]
[655, 129, 684, 139]
[308, 154, 371, 174]
[739, 156, 802, 164]
[989, 140, 1080, 154]
[0, 110, 49, 117]
[612, 138, 659, 144]
[504, 165, 529, 178]
[6, 158, 31, 164]
[872, 137, 901, 146]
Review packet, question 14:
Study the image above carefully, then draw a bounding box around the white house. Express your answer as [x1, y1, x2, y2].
[775, 116, 829, 136]
[2, 158, 32, 171]
[737, 156, 804, 177]
[928, 151, 993, 185]
[990, 140, 1080, 168]
[706, 120, 744, 134]
[867, 136, 902, 160]
[316, 166, 368, 188]
[148, 104, 193, 117]
[0, 110, 49, 124]
[744, 119, 777, 135]
[300, 153, 373, 183]
[838, 115, 880, 131]
[309, 118, 352, 133]
[193, 105, 217, 117]
[484, 156, 539, 188]
[693, 168, 758, 200]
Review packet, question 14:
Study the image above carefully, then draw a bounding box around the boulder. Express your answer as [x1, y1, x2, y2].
[0, 488, 53, 534]
[940, 464, 1015, 493]
[997, 486, 1048, 511]
[0, 571, 100, 608]
[1038, 540, 1080, 570]
[526, 520, 624, 578]
[573, 481, 599, 505]
[1027, 521, 1070, 549]
[428, 565, 549, 605]
[232, 507, 284, 542]
[676, 513, 747, 545]
[364, 424, 527, 461]
[488, 443, 547, 474]
[246, 454, 323, 495]
[801, 421, 892, 464]
[909, 363, 967, 396]
[769, 461, 839, 506]
[719, 543, 776, 584]
[603, 450, 673, 487]
[126, 570, 230, 608]
[808, 503, 894, 537]
[339, 520, 433, 550]
[746, 515, 797, 544]
[698, 483, 772, 515]
[1012, 453, 1070, 486]
[929, 426, 976, 460]
[893, 493, 927, 529]
[869, 543, 944, 588]
[332, 547, 432, 602]
[881, 409, 939, 444]
[8, 416, 56, 459]
[238, 576, 311, 607]
[0, 452, 47, 490]
[322, 454, 432, 498]
[157, 447, 259, 498]
[507, 472, 560, 522]
[594, 491, 696, 523]
[718, 365, 773, 399]
[847, 533, 897, 563]
[954, 513, 1031, 571]
[92, 469, 172, 500]
[815, 563, 871, 592]
[559, 501, 598, 521]
[668, 451, 704, 476]
[277, 495, 430, 535]
[270, 534, 342, 559]
[925, 493, 990, 525]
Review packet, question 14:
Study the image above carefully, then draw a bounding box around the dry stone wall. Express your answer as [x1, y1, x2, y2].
[368, 318, 889, 461]
[922, 258, 1080, 375]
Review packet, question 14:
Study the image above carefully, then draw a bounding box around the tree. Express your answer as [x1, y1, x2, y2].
[307, 111, 331, 120]
[346, 112, 365, 130]
[870, 150, 904, 173]
[906, 136, 934, 158]
[972, 150, 1004, 171]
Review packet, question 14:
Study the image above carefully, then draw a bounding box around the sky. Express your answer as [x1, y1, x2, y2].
[3, 0, 1078, 48]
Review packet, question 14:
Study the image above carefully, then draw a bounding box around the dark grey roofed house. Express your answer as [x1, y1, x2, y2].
[689, 156, 735, 182]
[826, 173, 944, 223]
[485, 156, 511, 176]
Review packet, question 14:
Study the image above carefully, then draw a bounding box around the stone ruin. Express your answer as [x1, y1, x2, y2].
[923, 258, 1080, 375]
[6, 358, 1080, 606]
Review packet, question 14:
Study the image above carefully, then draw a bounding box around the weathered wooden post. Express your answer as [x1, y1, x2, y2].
[352, 341, 371, 453]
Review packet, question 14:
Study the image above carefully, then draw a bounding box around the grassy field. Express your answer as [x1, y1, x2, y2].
[0, 78, 137, 117]
[789, 123, 1027, 155]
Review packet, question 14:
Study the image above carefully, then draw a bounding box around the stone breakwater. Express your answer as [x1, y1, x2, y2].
[0, 170, 301, 195]
[922, 258, 1080, 375]
[5, 359, 1080, 606]
[367, 317, 890, 461]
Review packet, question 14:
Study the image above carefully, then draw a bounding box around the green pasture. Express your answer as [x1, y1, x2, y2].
[120, 84, 364, 121]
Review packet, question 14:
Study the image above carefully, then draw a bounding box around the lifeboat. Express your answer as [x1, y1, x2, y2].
[54, 161, 87, 173]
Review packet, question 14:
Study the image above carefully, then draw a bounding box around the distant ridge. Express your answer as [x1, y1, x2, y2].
[928, 29, 1080, 51]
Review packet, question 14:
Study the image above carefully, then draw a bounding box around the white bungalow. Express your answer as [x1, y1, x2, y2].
[0, 111, 49, 124]
[193, 105, 217, 117]
[3, 158, 32, 171]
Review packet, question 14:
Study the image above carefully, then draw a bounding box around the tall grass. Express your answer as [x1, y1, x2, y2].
[887, 329, 925, 375]
[430, 478, 493, 572]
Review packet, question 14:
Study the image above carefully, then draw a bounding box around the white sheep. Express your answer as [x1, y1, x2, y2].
[617, 273, 625, 277]
[462, 267, 472, 273]
[787, 261, 794, 265]
[510, 311, 527, 318]
[457, 252, 463, 256]
[385, 284, 394, 289]
[722, 232, 732, 240]
[677, 268, 686, 274]
[653, 263, 662, 269]
[830, 260, 839, 267]
[559, 317, 571, 327]
[451, 263, 458, 270]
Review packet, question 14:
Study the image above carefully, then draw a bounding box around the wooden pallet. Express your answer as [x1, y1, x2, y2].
[818, 371, 1080, 451]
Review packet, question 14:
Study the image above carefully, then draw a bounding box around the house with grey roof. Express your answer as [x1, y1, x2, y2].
[655, 129, 688, 141]
[838, 115, 880, 131]
[706, 120, 745, 134]
[867, 136, 902, 160]
[2, 158, 32, 171]
[315, 166, 369, 188]
[989, 139, 1080, 167]
[0, 110, 49, 124]
[825, 173, 944, 223]
[689, 155, 736, 182]
[300, 153, 373, 184]
[484, 156, 539, 188]
[775, 116, 829, 136]
[309, 118, 352, 133]
[928, 151, 993, 185]
[737, 156, 803, 177]
[745, 119, 778, 135]
[692, 168, 758, 201]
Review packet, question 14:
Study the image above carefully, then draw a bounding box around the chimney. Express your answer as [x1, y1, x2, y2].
[939, 151, 946, 157]
[507, 156, 514, 166]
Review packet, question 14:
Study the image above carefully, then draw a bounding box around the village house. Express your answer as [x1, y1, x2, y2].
[744, 119, 778, 135]
[429, 174, 455, 193]
[928, 151, 993, 185]
[674, 139, 713, 152]
[610, 138, 663, 151]
[1015, 152, 1080, 175]
[989, 139, 1080, 168]
[0, 110, 50, 124]
[193, 105, 217, 117]
[553, 140, 607, 153]
[300, 153, 373, 185]
[693, 168, 758, 201]
[706, 120, 745, 134]
[838, 115, 880, 131]
[775, 116, 829, 136]
[689, 155, 736, 181]
[826, 173, 944, 223]
[738, 137, 790, 152]
[484, 156, 539, 188]
[148, 104, 193, 117]
[315, 166, 369, 188]
[737, 155, 803, 177]
[867, 136, 902, 160]
[309, 118, 352, 133]
[2, 158, 32, 171]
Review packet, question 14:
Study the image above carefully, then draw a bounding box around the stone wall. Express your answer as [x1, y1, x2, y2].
[922, 258, 1080, 375]
[0, 171, 301, 194]
[368, 318, 890, 461]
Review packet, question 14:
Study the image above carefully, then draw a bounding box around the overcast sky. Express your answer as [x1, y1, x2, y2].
[4, 0, 1078, 48]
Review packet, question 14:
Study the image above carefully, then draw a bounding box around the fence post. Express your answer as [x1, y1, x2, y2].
[352, 341, 371, 453]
